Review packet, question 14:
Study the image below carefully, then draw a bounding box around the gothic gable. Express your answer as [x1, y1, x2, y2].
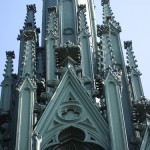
[34, 69, 110, 150]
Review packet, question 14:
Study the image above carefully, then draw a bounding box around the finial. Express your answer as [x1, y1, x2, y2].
[3, 51, 15, 78]
[101, 0, 110, 6]
[101, 0, 121, 32]
[97, 24, 116, 71]
[78, 4, 86, 11]
[23, 4, 37, 30]
[27, 4, 36, 13]
[124, 41, 138, 69]
[124, 41, 132, 50]
[6, 51, 15, 59]
[102, 0, 112, 18]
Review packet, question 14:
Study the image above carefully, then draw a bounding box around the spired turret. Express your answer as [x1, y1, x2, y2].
[96, 1, 136, 149]
[96, 24, 129, 150]
[15, 4, 39, 150]
[124, 41, 149, 147]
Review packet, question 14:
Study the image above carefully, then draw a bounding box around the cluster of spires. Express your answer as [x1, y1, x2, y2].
[1, 0, 147, 117]
[2, 1, 132, 82]
[1, 0, 147, 109]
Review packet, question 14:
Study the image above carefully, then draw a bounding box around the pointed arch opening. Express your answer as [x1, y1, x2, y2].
[45, 126, 105, 150]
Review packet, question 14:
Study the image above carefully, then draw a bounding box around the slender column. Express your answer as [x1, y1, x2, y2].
[105, 71, 129, 150]
[16, 30, 37, 149]
[33, 132, 42, 150]
[87, 0, 98, 74]
[15, 78, 36, 150]
[78, 0, 98, 74]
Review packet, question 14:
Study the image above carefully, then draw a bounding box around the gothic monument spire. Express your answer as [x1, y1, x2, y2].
[0, 0, 150, 150]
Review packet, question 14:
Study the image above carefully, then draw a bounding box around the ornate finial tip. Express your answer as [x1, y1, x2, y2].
[27, 4, 36, 13]
[78, 4, 86, 11]
[101, 0, 110, 6]
[6, 51, 15, 59]
[124, 41, 132, 50]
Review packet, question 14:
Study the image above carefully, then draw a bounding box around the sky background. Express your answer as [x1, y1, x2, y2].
[0, 0, 149, 99]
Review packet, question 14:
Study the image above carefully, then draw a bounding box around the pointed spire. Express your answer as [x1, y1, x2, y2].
[17, 4, 40, 78]
[97, 25, 116, 71]
[101, 0, 121, 32]
[1, 51, 15, 110]
[78, 4, 90, 36]
[101, 0, 111, 18]
[3, 51, 15, 79]
[124, 41, 138, 69]
[24, 4, 37, 30]
[77, 4, 94, 89]
[124, 41, 144, 101]
[17, 4, 39, 41]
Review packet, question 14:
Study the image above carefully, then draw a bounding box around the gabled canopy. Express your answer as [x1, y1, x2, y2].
[34, 69, 110, 150]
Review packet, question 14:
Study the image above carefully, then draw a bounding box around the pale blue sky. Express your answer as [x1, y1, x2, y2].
[0, 0, 149, 99]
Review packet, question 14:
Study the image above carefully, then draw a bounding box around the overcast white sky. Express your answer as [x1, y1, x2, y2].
[0, 0, 149, 99]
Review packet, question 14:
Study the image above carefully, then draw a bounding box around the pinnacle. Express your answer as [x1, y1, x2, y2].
[23, 4, 37, 30]
[124, 41, 138, 69]
[97, 24, 116, 71]
[101, 0, 121, 32]
[3, 51, 15, 78]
